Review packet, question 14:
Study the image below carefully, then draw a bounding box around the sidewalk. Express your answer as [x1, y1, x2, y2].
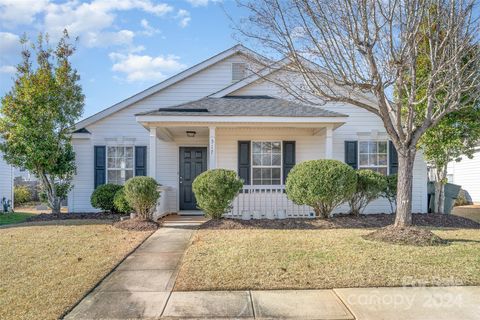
[65, 216, 480, 319]
[65, 216, 200, 319]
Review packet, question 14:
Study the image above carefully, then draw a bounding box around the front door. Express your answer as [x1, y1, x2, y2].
[179, 147, 207, 210]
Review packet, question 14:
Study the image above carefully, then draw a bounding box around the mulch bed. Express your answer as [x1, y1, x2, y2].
[26, 212, 128, 222]
[113, 219, 159, 231]
[200, 213, 480, 230]
[362, 225, 449, 246]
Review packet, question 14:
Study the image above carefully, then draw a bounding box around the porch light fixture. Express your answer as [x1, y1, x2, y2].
[186, 130, 196, 138]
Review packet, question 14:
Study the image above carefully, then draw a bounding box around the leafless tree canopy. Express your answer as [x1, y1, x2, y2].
[236, 0, 480, 150]
[235, 0, 480, 226]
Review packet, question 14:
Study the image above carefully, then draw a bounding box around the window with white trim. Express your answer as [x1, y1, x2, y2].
[252, 141, 282, 185]
[358, 140, 388, 175]
[107, 146, 134, 185]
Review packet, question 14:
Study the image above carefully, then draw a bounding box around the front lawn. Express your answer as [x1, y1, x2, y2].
[0, 220, 152, 320]
[175, 227, 480, 291]
[0, 212, 35, 225]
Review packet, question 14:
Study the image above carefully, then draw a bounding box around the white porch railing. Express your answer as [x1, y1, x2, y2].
[226, 185, 314, 219]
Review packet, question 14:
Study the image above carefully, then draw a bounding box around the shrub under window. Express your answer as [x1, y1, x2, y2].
[348, 169, 387, 215]
[91, 184, 123, 212]
[113, 187, 133, 214]
[192, 169, 243, 219]
[124, 176, 160, 221]
[286, 159, 357, 218]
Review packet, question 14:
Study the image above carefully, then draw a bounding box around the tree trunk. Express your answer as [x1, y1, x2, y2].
[38, 173, 61, 214]
[433, 164, 448, 214]
[394, 148, 416, 228]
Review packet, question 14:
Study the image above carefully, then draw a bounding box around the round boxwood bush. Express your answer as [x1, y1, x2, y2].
[91, 184, 123, 212]
[348, 169, 387, 215]
[124, 176, 160, 221]
[192, 169, 243, 219]
[113, 187, 133, 214]
[286, 159, 357, 218]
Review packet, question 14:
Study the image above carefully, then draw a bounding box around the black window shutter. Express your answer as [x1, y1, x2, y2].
[94, 146, 106, 188]
[344, 141, 358, 169]
[238, 141, 251, 185]
[135, 146, 147, 176]
[283, 141, 296, 184]
[389, 141, 398, 174]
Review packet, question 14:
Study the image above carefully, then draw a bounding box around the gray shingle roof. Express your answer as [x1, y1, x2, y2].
[137, 96, 348, 117]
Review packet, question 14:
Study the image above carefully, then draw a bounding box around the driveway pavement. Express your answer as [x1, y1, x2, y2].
[65, 216, 480, 319]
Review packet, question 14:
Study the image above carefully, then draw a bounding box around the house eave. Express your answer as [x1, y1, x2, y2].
[136, 115, 348, 130]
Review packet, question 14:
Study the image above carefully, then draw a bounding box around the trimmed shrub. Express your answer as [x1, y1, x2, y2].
[90, 184, 123, 212]
[124, 176, 160, 221]
[14, 185, 31, 206]
[348, 170, 387, 215]
[192, 169, 243, 219]
[113, 188, 133, 214]
[286, 159, 357, 218]
[381, 174, 398, 214]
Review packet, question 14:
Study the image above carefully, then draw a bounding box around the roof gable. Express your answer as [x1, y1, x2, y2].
[75, 44, 269, 129]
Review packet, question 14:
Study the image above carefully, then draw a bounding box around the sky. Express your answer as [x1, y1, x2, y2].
[0, 0, 246, 119]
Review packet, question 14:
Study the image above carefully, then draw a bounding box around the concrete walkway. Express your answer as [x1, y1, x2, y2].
[65, 216, 201, 320]
[65, 216, 480, 319]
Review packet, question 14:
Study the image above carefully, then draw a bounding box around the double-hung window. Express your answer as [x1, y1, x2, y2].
[252, 141, 282, 185]
[107, 146, 134, 184]
[358, 140, 388, 175]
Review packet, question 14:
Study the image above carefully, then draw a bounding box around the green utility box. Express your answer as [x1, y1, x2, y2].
[427, 182, 461, 214]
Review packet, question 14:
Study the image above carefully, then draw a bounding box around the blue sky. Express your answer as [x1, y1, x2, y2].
[0, 0, 245, 119]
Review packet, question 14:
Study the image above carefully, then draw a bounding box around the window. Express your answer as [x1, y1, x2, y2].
[358, 140, 388, 175]
[232, 63, 246, 82]
[107, 146, 134, 185]
[252, 141, 282, 185]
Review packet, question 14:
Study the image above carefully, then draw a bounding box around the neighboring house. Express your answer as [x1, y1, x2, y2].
[447, 147, 480, 204]
[69, 45, 428, 217]
[0, 149, 14, 210]
[14, 167, 37, 182]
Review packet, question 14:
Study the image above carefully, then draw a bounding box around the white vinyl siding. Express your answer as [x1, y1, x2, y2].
[447, 149, 480, 203]
[0, 151, 13, 207]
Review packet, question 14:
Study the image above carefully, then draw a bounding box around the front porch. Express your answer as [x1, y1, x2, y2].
[136, 96, 348, 218]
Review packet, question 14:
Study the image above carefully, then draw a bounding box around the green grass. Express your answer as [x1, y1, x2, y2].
[0, 220, 152, 320]
[0, 212, 35, 225]
[175, 228, 480, 291]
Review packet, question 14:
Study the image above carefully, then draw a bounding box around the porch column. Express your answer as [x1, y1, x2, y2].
[209, 126, 216, 169]
[149, 127, 157, 179]
[325, 125, 333, 159]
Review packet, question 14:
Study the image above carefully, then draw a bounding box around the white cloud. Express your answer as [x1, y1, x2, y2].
[0, 0, 48, 28]
[83, 30, 135, 48]
[186, 0, 222, 7]
[109, 52, 186, 82]
[176, 9, 191, 28]
[140, 19, 160, 36]
[0, 65, 16, 73]
[1, 0, 174, 47]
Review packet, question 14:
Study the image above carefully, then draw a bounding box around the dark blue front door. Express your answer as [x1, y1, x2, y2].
[179, 147, 207, 210]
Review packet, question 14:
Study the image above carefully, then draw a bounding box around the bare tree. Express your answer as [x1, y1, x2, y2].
[234, 0, 480, 227]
